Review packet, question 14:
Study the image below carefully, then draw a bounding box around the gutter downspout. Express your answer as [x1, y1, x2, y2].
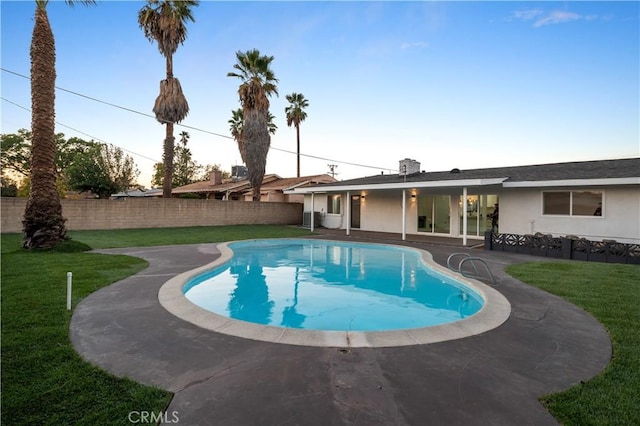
[402, 190, 407, 241]
[462, 187, 468, 246]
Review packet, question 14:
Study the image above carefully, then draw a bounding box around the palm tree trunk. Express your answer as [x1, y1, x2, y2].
[244, 109, 269, 201]
[296, 124, 300, 177]
[162, 123, 174, 198]
[23, 5, 67, 249]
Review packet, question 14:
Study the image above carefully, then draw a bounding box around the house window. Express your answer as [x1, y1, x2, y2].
[543, 191, 603, 216]
[327, 195, 341, 214]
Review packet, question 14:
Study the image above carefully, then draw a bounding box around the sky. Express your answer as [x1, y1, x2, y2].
[1, 1, 638, 188]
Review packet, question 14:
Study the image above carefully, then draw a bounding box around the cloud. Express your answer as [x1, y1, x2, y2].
[400, 41, 429, 50]
[512, 9, 544, 21]
[510, 8, 597, 28]
[533, 11, 582, 27]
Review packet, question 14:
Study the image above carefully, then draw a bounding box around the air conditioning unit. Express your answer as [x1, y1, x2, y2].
[302, 211, 321, 228]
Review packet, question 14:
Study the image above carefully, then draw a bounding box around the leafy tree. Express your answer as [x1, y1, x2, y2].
[2, 130, 111, 195]
[1, 129, 32, 178]
[173, 132, 201, 187]
[2, 130, 94, 179]
[1, 176, 18, 197]
[227, 49, 278, 201]
[199, 163, 230, 181]
[66, 143, 139, 198]
[152, 149, 229, 188]
[285, 92, 309, 177]
[23, 0, 95, 249]
[138, 0, 199, 198]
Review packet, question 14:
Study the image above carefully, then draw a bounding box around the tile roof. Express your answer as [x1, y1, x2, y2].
[172, 174, 336, 194]
[253, 175, 337, 192]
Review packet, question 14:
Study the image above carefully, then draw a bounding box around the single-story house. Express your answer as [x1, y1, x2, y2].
[240, 175, 337, 202]
[110, 188, 163, 199]
[285, 158, 640, 245]
[171, 171, 278, 200]
[172, 171, 336, 202]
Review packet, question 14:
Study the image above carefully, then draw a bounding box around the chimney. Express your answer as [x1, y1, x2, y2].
[399, 158, 421, 176]
[210, 170, 223, 185]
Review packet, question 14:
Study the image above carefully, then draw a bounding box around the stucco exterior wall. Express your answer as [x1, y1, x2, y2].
[1, 198, 303, 233]
[499, 186, 640, 243]
[303, 185, 639, 244]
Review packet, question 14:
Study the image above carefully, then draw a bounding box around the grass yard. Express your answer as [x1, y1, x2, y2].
[2, 226, 638, 425]
[0, 225, 313, 425]
[507, 261, 640, 425]
[68, 224, 313, 249]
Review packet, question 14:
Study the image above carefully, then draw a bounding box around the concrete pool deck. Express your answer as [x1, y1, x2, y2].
[70, 234, 611, 425]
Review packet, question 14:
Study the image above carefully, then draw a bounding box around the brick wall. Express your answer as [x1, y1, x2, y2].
[1, 198, 303, 233]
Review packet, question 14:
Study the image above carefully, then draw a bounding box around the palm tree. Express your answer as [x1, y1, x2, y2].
[285, 93, 309, 177]
[138, 0, 198, 198]
[227, 49, 278, 201]
[228, 108, 246, 165]
[229, 108, 277, 167]
[23, 0, 95, 249]
[179, 130, 190, 147]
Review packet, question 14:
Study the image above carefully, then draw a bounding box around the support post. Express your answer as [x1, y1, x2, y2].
[310, 192, 315, 232]
[346, 191, 351, 236]
[462, 187, 468, 246]
[402, 190, 407, 241]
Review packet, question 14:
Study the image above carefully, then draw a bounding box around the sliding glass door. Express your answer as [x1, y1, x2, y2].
[417, 195, 450, 234]
[459, 194, 498, 236]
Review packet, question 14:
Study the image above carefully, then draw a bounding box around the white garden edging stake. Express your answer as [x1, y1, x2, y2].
[67, 272, 72, 310]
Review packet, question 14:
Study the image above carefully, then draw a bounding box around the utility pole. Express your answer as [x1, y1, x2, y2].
[327, 164, 338, 178]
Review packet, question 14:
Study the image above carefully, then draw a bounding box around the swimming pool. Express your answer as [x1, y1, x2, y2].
[159, 239, 511, 347]
[183, 239, 483, 331]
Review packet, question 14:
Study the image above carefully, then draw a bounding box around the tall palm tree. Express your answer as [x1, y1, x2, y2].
[138, 0, 198, 198]
[23, 0, 95, 249]
[229, 108, 277, 167]
[227, 49, 278, 201]
[179, 130, 190, 147]
[285, 93, 309, 177]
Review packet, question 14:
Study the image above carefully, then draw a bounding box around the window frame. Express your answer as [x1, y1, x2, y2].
[541, 190, 604, 217]
[327, 194, 341, 215]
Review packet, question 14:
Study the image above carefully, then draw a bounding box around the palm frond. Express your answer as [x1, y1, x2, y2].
[285, 92, 309, 128]
[153, 77, 189, 124]
[138, 0, 198, 58]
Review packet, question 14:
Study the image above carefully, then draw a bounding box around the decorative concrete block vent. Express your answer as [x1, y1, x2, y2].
[399, 158, 421, 176]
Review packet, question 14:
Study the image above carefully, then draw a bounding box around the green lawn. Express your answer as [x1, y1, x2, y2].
[69, 224, 313, 249]
[507, 261, 640, 425]
[0, 225, 313, 425]
[2, 227, 638, 424]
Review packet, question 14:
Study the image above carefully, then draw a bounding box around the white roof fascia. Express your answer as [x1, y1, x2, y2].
[503, 177, 640, 188]
[286, 177, 507, 194]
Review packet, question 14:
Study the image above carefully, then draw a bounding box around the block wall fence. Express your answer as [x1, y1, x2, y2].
[1, 198, 303, 233]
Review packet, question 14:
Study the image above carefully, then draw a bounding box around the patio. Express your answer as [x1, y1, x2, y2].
[70, 234, 610, 425]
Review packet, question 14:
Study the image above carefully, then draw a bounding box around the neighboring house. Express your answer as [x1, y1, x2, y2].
[171, 170, 277, 200]
[172, 171, 336, 202]
[110, 188, 163, 199]
[286, 158, 640, 245]
[241, 175, 337, 202]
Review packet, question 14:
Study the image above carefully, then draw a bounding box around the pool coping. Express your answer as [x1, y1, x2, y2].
[158, 238, 512, 348]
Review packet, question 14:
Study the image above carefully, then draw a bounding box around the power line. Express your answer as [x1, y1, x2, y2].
[1, 67, 398, 173]
[1, 97, 161, 164]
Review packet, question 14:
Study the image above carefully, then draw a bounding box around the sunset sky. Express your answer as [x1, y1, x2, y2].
[2, 1, 638, 187]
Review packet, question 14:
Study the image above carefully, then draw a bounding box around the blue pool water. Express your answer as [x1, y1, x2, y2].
[183, 239, 484, 332]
